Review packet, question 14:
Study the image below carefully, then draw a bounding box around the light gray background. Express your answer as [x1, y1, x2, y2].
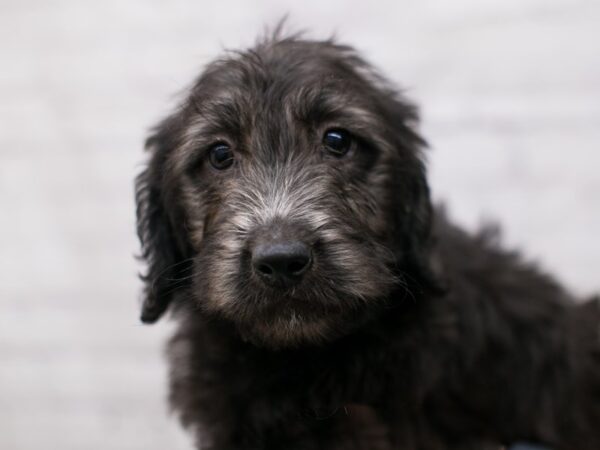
[1, 1, 598, 449]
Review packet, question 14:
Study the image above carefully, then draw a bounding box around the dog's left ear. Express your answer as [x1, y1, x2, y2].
[384, 95, 439, 291]
[135, 116, 190, 323]
[397, 161, 438, 290]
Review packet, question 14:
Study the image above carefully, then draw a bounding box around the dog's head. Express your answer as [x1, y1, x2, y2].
[136, 36, 434, 348]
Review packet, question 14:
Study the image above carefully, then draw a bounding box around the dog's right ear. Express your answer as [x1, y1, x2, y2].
[135, 116, 189, 323]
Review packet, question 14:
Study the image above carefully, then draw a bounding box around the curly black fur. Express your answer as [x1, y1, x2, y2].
[135, 33, 600, 450]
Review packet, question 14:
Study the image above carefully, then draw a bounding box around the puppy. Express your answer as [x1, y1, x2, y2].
[135, 34, 600, 449]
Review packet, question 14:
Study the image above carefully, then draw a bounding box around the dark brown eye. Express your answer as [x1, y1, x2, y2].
[208, 143, 234, 170]
[322, 129, 352, 157]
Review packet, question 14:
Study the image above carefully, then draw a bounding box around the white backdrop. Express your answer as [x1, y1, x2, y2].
[1, 1, 599, 449]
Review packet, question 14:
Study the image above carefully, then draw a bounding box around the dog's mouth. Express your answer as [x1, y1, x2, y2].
[225, 248, 392, 348]
[197, 217, 398, 347]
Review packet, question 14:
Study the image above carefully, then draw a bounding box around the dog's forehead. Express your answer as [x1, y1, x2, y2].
[192, 40, 379, 116]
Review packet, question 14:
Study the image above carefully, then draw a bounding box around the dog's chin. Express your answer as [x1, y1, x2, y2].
[232, 299, 377, 350]
[236, 314, 340, 349]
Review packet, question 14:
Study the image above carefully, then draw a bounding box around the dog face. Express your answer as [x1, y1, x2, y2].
[136, 37, 433, 348]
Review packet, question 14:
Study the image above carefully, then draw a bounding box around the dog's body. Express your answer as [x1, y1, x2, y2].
[135, 35, 600, 450]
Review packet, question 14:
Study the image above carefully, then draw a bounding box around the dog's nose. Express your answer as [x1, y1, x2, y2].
[252, 241, 312, 287]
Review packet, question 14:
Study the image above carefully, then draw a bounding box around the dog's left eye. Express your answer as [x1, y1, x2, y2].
[322, 129, 352, 157]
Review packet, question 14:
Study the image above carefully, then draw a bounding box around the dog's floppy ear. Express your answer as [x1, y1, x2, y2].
[397, 160, 438, 290]
[384, 95, 440, 291]
[135, 115, 190, 323]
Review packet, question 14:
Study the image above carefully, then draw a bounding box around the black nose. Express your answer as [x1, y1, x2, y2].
[252, 241, 312, 287]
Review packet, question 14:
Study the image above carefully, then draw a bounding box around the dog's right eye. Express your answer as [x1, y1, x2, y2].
[208, 143, 234, 170]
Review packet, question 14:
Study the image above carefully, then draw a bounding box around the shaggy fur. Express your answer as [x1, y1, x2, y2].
[135, 34, 600, 450]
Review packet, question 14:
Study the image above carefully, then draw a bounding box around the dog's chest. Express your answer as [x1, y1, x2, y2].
[329, 403, 392, 450]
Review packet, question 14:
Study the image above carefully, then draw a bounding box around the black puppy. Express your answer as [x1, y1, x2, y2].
[135, 34, 600, 449]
